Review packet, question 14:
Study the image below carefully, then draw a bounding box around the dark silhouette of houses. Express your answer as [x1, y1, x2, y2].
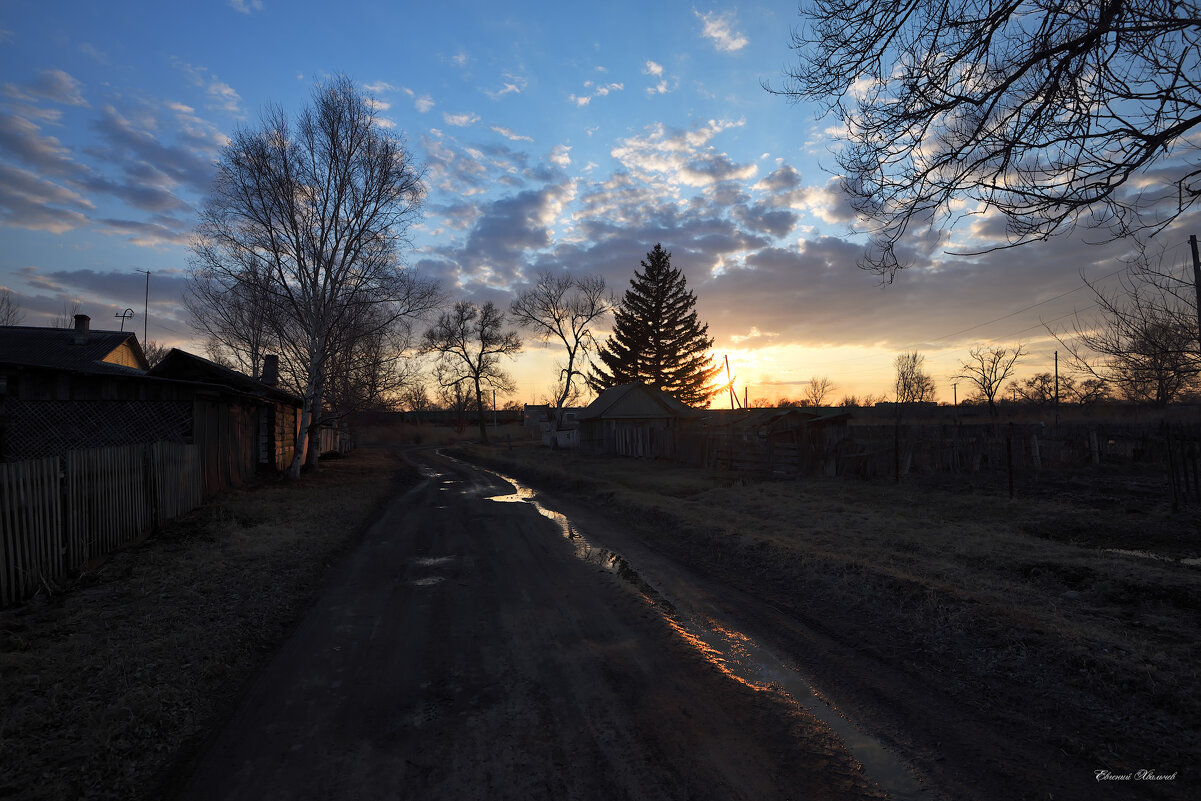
[149, 350, 303, 487]
[0, 316, 302, 492]
[0, 315, 186, 461]
[578, 382, 702, 459]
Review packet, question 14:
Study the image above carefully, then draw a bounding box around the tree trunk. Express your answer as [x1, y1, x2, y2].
[289, 398, 312, 479]
[475, 378, 489, 444]
[306, 381, 324, 469]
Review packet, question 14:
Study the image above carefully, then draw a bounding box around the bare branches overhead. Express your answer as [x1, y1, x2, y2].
[776, 0, 1201, 279]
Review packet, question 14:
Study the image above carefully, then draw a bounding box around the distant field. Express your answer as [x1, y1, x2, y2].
[457, 441, 1199, 797]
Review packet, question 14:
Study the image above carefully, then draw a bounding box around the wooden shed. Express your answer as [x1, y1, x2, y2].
[578, 382, 701, 459]
[149, 350, 303, 481]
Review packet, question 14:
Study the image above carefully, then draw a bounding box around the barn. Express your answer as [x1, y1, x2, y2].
[577, 382, 702, 459]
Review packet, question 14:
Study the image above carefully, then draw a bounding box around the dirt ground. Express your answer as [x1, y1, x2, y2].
[2, 432, 1196, 801]
[0, 449, 418, 801]
[174, 449, 884, 801]
[458, 441, 1199, 801]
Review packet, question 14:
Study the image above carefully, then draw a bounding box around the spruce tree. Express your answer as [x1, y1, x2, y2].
[589, 244, 721, 407]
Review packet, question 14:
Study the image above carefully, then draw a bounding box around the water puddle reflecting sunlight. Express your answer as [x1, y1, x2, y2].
[1104, 548, 1201, 567]
[475, 464, 927, 801]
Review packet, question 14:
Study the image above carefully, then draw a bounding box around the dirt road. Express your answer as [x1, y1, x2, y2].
[172, 449, 888, 801]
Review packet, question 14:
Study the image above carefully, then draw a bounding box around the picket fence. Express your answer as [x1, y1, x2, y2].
[0, 441, 202, 607]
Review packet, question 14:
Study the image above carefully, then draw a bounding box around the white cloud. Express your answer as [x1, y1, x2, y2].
[3, 69, 89, 107]
[549, 144, 571, 168]
[415, 95, 434, 113]
[611, 119, 757, 188]
[492, 126, 533, 142]
[485, 74, 528, 100]
[443, 111, 479, 127]
[172, 60, 244, 117]
[227, 0, 264, 13]
[695, 9, 749, 53]
[363, 81, 400, 94]
[569, 80, 623, 106]
[641, 60, 677, 95]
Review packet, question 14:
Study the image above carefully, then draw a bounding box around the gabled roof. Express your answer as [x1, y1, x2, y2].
[579, 382, 700, 421]
[0, 324, 148, 375]
[149, 348, 302, 406]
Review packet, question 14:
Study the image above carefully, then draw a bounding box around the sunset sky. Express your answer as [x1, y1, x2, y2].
[2, 1, 1198, 406]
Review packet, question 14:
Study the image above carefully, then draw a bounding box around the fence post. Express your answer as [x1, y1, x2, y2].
[1165, 423, 1180, 513]
[1007, 422, 1014, 499]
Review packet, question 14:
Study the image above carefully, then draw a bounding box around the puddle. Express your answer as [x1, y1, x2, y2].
[1103, 548, 1201, 567]
[411, 576, 445, 587]
[479, 466, 926, 800]
[415, 556, 455, 567]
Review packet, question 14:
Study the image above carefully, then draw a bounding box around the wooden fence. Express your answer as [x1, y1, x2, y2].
[693, 419, 1201, 499]
[0, 441, 202, 607]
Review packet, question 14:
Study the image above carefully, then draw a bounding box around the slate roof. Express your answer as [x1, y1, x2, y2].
[579, 382, 700, 421]
[0, 325, 147, 376]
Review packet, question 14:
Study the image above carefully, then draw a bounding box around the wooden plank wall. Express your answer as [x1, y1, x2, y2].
[0, 442, 202, 607]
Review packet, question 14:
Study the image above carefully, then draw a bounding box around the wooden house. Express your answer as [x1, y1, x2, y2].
[149, 350, 303, 484]
[0, 316, 303, 494]
[0, 315, 192, 461]
[578, 382, 701, 459]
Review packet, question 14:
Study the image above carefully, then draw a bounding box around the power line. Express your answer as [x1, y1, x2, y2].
[927, 266, 1125, 344]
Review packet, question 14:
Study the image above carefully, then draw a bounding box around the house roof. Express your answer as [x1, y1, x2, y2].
[149, 348, 302, 406]
[0, 324, 148, 375]
[579, 382, 700, 421]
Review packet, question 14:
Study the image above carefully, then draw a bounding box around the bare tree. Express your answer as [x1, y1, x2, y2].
[804, 376, 836, 407]
[185, 257, 276, 379]
[894, 351, 936, 407]
[0, 288, 23, 326]
[775, 1, 1201, 279]
[957, 344, 1027, 416]
[1006, 373, 1058, 406]
[423, 301, 522, 444]
[141, 339, 171, 368]
[401, 382, 433, 414]
[510, 272, 613, 426]
[190, 76, 438, 477]
[1049, 262, 1200, 405]
[49, 300, 81, 328]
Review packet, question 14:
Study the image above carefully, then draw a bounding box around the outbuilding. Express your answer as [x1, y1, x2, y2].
[577, 382, 701, 459]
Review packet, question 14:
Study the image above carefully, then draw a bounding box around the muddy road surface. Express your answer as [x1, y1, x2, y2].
[173, 450, 894, 801]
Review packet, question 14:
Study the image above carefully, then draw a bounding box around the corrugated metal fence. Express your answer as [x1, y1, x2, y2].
[0, 441, 202, 607]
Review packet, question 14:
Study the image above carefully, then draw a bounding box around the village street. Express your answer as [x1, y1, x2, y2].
[171, 449, 886, 801]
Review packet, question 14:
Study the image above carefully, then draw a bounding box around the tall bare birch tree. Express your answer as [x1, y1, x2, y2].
[190, 76, 438, 476]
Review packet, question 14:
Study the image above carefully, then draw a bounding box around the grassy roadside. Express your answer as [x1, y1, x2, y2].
[0, 448, 418, 801]
[457, 442, 1200, 790]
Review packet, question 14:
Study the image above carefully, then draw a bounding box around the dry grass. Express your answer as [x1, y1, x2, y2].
[0, 449, 417, 801]
[459, 442, 1201, 778]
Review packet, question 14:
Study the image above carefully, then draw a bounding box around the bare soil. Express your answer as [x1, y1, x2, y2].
[0, 449, 418, 801]
[456, 442, 1199, 801]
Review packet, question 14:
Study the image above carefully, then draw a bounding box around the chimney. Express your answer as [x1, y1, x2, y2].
[72, 314, 90, 345]
[261, 354, 279, 387]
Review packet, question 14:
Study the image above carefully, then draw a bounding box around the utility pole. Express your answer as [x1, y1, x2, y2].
[952, 382, 958, 406]
[1054, 350, 1060, 428]
[135, 269, 150, 344]
[1190, 234, 1201, 351]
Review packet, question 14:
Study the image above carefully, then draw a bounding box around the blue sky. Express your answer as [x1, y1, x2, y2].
[2, 0, 1198, 403]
